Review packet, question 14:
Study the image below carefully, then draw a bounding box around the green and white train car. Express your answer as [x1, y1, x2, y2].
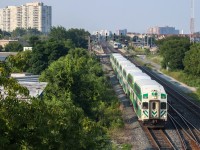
[110, 53, 167, 127]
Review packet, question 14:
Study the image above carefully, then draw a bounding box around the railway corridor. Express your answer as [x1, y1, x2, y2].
[95, 42, 200, 149]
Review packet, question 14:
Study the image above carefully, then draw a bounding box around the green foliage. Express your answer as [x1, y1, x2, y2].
[6, 51, 32, 73]
[0, 96, 110, 149]
[49, 26, 68, 41]
[28, 40, 69, 74]
[40, 48, 123, 145]
[4, 42, 23, 52]
[144, 48, 150, 55]
[157, 36, 190, 70]
[0, 30, 11, 39]
[0, 62, 11, 77]
[66, 28, 90, 49]
[28, 35, 41, 47]
[11, 28, 41, 38]
[0, 45, 3, 52]
[11, 28, 26, 38]
[0, 29, 123, 149]
[48, 26, 90, 49]
[162, 69, 200, 100]
[121, 144, 132, 150]
[183, 43, 200, 75]
[0, 59, 113, 149]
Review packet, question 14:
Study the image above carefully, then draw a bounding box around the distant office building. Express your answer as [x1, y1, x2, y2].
[0, 2, 51, 33]
[147, 26, 179, 35]
[116, 29, 127, 36]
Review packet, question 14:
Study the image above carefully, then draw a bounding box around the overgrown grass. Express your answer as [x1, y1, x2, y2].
[162, 70, 200, 101]
[147, 55, 163, 64]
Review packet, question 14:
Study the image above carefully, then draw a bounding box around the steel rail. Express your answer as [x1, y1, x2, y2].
[168, 115, 188, 150]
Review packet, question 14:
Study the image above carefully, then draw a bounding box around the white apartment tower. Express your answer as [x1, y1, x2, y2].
[0, 2, 51, 33]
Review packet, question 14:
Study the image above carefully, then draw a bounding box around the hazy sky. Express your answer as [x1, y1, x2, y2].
[0, 0, 199, 33]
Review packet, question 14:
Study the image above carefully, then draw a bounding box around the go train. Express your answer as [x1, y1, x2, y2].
[110, 53, 167, 127]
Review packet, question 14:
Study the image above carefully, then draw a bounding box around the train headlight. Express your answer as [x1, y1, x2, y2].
[162, 114, 167, 119]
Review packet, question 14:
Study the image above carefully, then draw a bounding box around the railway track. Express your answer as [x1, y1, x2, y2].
[108, 43, 200, 120]
[142, 125, 175, 150]
[168, 103, 200, 150]
[138, 66, 200, 119]
[98, 42, 200, 149]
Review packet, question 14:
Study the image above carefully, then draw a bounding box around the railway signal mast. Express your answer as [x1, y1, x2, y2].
[190, 0, 195, 43]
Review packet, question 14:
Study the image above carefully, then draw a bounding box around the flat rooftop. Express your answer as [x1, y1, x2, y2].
[12, 73, 47, 98]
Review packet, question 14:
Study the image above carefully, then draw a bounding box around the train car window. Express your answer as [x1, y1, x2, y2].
[134, 84, 141, 95]
[152, 102, 156, 109]
[161, 102, 166, 109]
[142, 102, 148, 109]
[128, 75, 133, 85]
[123, 70, 126, 77]
[120, 66, 122, 71]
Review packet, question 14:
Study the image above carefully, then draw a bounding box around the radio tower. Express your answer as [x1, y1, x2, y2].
[190, 0, 195, 43]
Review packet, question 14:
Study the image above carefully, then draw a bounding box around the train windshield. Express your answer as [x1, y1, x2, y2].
[142, 102, 148, 109]
[161, 102, 167, 109]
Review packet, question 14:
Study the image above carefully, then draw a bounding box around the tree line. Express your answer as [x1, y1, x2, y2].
[5, 27, 90, 74]
[156, 36, 200, 76]
[0, 26, 123, 149]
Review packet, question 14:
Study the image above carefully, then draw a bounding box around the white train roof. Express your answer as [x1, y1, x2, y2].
[115, 57, 127, 60]
[129, 72, 151, 82]
[128, 72, 149, 77]
[132, 75, 151, 83]
[116, 59, 129, 64]
[111, 53, 122, 57]
[124, 67, 142, 74]
[118, 61, 132, 66]
[112, 56, 124, 59]
[135, 79, 166, 93]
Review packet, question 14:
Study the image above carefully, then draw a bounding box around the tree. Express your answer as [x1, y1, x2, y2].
[183, 43, 200, 75]
[11, 28, 26, 38]
[0, 47, 124, 149]
[26, 28, 41, 36]
[28, 40, 69, 74]
[66, 28, 90, 49]
[157, 36, 190, 70]
[28, 35, 41, 47]
[6, 51, 32, 72]
[40, 48, 122, 126]
[49, 26, 68, 41]
[4, 42, 23, 52]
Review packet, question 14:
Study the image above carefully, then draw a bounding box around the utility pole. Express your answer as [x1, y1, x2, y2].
[190, 0, 195, 43]
[88, 36, 92, 52]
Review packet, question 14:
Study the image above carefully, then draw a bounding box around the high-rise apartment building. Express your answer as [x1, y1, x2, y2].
[0, 2, 51, 33]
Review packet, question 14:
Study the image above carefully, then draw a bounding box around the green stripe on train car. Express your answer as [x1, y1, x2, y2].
[143, 110, 148, 117]
[131, 97, 142, 118]
[160, 110, 166, 117]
